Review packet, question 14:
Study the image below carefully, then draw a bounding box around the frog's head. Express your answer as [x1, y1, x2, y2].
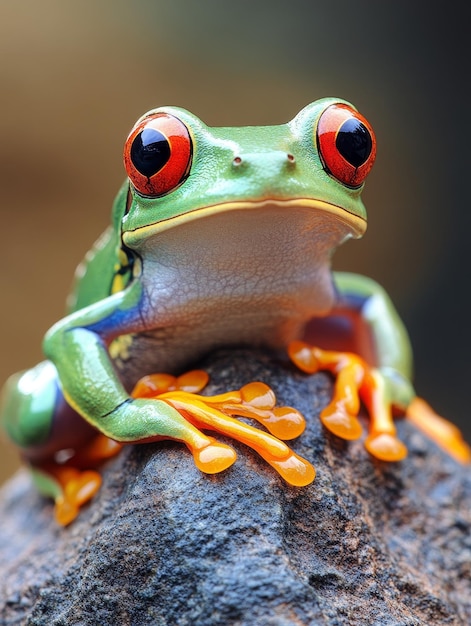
[119, 98, 376, 260]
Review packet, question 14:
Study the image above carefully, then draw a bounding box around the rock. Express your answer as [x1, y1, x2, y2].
[0, 349, 470, 625]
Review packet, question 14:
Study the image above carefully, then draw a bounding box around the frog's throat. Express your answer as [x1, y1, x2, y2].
[122, 199, 366, 246]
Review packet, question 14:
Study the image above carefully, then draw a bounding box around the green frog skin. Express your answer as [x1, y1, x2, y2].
[2, 98, 469, 525]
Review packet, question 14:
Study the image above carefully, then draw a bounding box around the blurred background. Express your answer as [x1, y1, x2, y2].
[0, 0, 469, 484]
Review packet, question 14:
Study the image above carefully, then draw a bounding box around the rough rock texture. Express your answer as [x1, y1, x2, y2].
[0, 349, 470, 625]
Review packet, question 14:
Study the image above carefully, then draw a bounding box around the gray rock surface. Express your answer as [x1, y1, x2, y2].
[0, 349, 470, 625]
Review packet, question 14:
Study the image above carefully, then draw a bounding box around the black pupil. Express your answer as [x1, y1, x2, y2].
[130, 127, 171, 177]
[335, 119, 372, 168]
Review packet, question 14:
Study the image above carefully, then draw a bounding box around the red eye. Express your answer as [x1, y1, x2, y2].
[316, 104, 376, 187]
[123, 113, 192, 197]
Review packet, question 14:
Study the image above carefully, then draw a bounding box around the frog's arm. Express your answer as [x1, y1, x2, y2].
[290, 271, 471, 463]
[44, 281, 199, 443]
[44, 282, 314, 487]
[333, 271, 415, 407]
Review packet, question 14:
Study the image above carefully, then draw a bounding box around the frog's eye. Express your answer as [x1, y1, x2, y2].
[123, 113, 192, 197]
[316, 104, 376, 187]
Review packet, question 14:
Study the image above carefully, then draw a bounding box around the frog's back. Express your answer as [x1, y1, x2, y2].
[67, 183, 128, 313]
[66, 227, 117, 313]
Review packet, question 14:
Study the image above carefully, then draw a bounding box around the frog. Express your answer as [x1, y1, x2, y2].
[2, 98, 469, 525]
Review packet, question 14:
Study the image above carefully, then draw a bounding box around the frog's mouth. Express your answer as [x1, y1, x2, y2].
[122, 198, 366, 247]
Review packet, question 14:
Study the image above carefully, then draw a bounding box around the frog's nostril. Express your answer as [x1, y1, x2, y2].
[232, 152, 294, 169]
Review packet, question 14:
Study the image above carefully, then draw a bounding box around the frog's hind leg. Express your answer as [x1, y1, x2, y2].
[1, 360, 113, 525]
[2, 361, 60, 452]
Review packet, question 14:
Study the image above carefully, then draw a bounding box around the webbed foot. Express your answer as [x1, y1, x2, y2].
[132, 371, 315, 487]
[31, 464, 102, 526]
[288, 340, 471, 464]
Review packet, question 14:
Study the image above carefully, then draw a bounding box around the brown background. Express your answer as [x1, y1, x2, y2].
[0, 1, 469, 484]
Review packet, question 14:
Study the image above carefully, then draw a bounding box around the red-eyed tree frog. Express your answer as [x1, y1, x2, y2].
[2, 98, 469, 525]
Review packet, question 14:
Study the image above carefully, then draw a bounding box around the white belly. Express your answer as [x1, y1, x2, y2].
[115, 203, 356, 381]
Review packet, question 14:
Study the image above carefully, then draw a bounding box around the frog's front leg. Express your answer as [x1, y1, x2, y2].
[290, 272, 471, 464]
[43, 283, 314, 514]
[43, 284, 241, 469]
